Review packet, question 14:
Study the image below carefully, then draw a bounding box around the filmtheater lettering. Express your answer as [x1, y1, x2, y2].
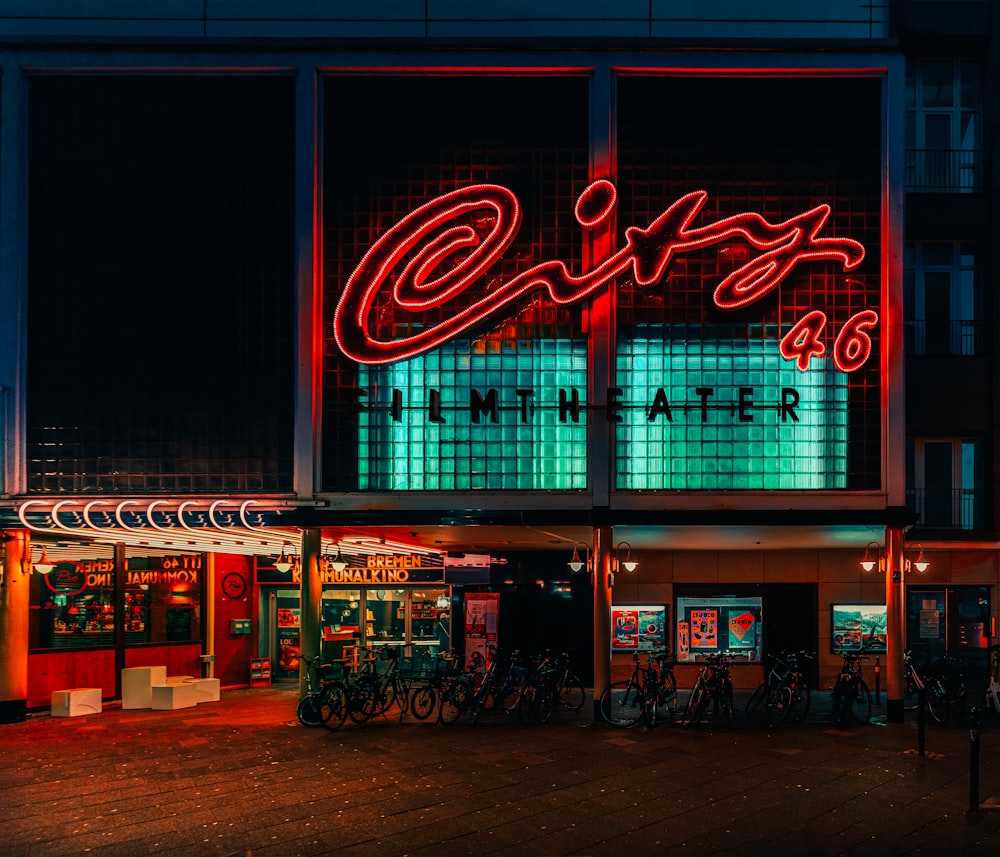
[361, 384, 804, 424]
[334, 180, 874, 371]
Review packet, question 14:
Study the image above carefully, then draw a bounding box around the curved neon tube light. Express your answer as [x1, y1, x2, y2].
[334, 182, 869, 368]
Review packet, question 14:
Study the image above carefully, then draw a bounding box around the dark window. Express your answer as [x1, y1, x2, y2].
[28, 76, 296, 493]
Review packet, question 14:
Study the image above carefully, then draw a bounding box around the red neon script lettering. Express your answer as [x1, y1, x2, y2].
[333, 182, 868, 366]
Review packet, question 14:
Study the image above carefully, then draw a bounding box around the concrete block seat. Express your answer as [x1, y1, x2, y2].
[187, 677, 221, 703]
[51, 687, 102, 717]
[151, 677, 199, 710]
[121, 666, 167, 709]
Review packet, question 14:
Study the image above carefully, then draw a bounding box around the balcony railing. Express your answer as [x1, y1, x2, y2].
[907, 488, 982, 530]
[905, 149, 981, 192]
[904, 319, 981, 356]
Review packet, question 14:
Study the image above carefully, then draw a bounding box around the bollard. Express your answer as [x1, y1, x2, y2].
[874, 656, 880, 704]
[917, 684, 925, 757]
[968, 706, 980, 813]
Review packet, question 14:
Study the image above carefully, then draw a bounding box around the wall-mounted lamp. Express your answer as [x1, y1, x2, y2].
[606, 541, 638, 588]
[275, 541, 294, 573]
[567, 543, 590, 574]
[907, 545, 929, 573]
[22, 544, 55, 575]
[860, 541, 929, 574]
[613, 541, 638, 574]
[329, 544, 347, 573]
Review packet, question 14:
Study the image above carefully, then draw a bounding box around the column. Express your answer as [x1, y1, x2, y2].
[592, 526, 612, 722]
[0, 531, 29, 723]
[298, 528, 322, 699]
[885, 525, 906, 723]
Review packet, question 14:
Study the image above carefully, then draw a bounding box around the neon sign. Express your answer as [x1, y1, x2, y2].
[334, 180, 873, 369]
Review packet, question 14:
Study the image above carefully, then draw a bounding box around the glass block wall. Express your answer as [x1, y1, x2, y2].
[358, 338, 587, 490]
[322, 76, 590, 491]
[614, 74, 883, 490]
[616, 333, 847, 490]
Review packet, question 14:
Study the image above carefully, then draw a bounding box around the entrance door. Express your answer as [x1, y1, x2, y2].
[762, 584, 819, 688]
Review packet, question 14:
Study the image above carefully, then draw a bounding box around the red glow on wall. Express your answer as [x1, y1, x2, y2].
[334, 181, 873, 370]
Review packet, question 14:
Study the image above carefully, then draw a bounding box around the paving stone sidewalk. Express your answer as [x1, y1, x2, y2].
[1, 686, 996, 857]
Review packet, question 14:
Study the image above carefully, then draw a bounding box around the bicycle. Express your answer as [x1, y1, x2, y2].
[298, 655, 349, 731]
[405, 650, 459, 721]
[903, 649, 950, 724]
[745, 650, 813, 727]
[600, 650, 677, 728]
[437, 659, 477, 725]
[529, 649, 586, 724]
[681, 652, 735, 728]
[830, 652, 872, 726]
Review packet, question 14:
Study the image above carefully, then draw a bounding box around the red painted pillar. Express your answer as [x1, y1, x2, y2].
[0, 531, 30, 722]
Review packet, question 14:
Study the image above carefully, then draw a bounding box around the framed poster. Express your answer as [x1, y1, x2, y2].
[611, 605, 667, 652]
[831, 604, 887, 653]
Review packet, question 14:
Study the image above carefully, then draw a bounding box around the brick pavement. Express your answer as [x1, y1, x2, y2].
[0, 686, 996, 857]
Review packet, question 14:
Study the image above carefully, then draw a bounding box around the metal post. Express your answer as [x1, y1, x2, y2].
[917, 684, 925, 757]
[874, 655, 880, 704]
[968, 706, 980, 813]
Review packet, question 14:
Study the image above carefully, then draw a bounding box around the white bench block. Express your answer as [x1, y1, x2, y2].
[51, 687, 102, 717]
[151, 680, 199, 710]
[186, 677, 220, 703]
[122, 666, 167, 709]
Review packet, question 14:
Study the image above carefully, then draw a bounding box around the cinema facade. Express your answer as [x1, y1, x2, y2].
[0, 9, 996, 723]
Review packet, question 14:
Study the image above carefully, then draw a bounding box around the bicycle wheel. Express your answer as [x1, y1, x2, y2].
[410, 685, 436, 720]
[297, 694, 324, 727]
[744, 682, 770, 722]
[682, 684, 707, 728]
[320, 681, 349, 731]
[600, 681, 643, 727]
[925, 682, 949, 724]
[348, 682, 376, 724]
[767, 685, 793, 727]
[559, 674, 586, 711]
[850, 680, 872, 724]
[438, 677, 470, 725]
[659, 670, 678, 715]
[531, 684, 557, 725]
[787, 680, 811, 724]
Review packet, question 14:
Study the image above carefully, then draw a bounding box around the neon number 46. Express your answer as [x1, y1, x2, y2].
[780, 309, 878, 372]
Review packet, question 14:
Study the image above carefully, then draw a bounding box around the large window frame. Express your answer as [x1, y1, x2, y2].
[905, 59, 982, 191]
[907, 438, 984, 530]
[904, 242, 980, 356]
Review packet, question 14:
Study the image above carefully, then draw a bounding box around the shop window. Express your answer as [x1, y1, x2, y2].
[907, 438, 984, 529]
[675, 595, 762, 663]
[30, 555, 202, 650]
[904, 243, 980, 356]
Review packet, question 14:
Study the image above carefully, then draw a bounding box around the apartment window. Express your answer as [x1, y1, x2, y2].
[907, 439, 983, 530]
[904, 243, 980, 355]
[905, 60, 981, 191]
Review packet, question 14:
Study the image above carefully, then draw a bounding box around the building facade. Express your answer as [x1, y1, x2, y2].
[0, 1, 996, 722]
